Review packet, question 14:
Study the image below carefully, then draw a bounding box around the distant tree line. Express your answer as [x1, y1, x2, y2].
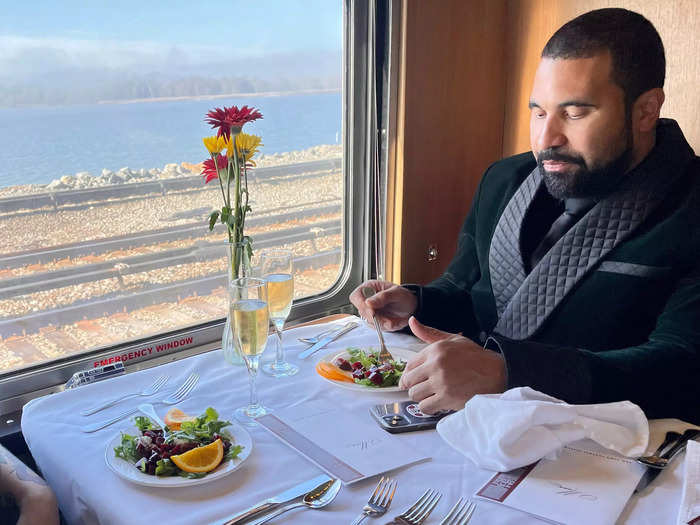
[0, 74, 341, 107]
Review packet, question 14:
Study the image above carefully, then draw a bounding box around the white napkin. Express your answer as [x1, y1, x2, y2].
[436, 387, 649, 471]
[677, 440, 700, 525]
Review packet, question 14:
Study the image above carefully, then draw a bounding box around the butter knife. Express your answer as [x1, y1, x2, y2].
[635, 429, 700, 493]
[298, 321, 359, 359]
[218, 474, 331, 524]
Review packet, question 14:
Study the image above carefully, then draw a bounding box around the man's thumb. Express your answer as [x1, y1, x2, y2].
[408, 316, 452, 344]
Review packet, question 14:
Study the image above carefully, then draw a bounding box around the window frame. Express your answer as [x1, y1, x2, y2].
[0, 0, 377, 432]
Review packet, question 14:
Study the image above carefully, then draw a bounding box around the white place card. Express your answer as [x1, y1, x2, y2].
[257, 401, 429, 484]
[476, 442, 645, 525]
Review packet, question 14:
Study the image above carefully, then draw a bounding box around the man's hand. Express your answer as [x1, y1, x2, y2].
[349, 279, 417, 331]
[399, 317, 507, 413]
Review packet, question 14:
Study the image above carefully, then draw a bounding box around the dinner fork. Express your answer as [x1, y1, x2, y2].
[80, 375, 169, 416]
[81, 373, 199, 432]
[439, 498, 476, 525]
[361, 287, 394, 363]
[298, 327, 335, 344]
[386, 489, 442, 525]
[350, 476, 397, 525]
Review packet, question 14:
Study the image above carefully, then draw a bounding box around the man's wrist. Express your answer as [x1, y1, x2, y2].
[400, 284, 422, 317]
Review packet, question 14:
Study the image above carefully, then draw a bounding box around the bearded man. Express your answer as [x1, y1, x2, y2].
[351, 8, 700, 422]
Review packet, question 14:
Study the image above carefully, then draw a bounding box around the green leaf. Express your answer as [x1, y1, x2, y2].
[208, 211, 220, 231]
[155, 458, 179, 476]
[220, 206, 231, 224]
[134, 416, 152, 432]
[114, 433, 140, 462]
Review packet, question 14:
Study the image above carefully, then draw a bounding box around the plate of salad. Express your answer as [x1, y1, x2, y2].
[105, 407, 252, 488]
[315, 347, 413, 392]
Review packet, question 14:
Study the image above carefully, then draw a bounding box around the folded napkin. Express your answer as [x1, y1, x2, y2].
[436, 387, 649, 471]
[677, 439, 700, 525]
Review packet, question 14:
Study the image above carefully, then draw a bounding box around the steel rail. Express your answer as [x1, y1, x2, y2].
[0, 203, 341, 269]
[0, 249, 341, 338]
[0, 159, 341, 214]
[0, 221, 341, 299]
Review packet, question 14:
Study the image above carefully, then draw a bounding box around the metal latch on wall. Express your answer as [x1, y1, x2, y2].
[427, 244, 438, 262]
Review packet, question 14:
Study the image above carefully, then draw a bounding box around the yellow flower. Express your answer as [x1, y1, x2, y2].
[202, 135, 227, 154]
[225, 135, 234, 158]
[236, 133, 263, 164]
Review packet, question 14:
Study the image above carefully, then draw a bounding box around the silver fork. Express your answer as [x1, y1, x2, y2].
[439, 498, 476, 525]
[80, 375, 169, 416]
[298, 327, 335, 344]
[387, 489, 442, 525]
[137, 403, 171, 440]
[81, 373, 199, 432]
[350, 476, 397, 525]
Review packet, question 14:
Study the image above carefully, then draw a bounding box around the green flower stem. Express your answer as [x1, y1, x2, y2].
[211, 153, 228, 206]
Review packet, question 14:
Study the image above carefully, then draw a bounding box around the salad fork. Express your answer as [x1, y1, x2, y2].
[81, 373, 199, 432]
[386, 489, 442, 525]
[439, 498, 476, 525]
[350, 476, 397, 525]
[80, 375, 169, 416]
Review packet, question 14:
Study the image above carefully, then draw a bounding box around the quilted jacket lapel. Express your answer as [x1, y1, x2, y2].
[488, 167, 542, 316]
[490, 120, 693, 340]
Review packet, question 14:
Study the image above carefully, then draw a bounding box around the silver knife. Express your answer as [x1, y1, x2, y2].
[635, 429, 700, 493]
[217, 474, 331, 524]
[298, 321, 359, 359]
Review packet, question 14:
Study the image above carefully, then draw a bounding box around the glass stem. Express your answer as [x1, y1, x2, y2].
[274, 322, 284, 365]
[247, 357, 259, 409]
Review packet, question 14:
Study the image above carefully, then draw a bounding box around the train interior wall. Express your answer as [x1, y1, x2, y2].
[393, 0, 700, 284]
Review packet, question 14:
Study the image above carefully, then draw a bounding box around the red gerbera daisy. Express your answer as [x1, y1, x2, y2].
[201, 154, 228, 184]
[205, 105, 263, 137]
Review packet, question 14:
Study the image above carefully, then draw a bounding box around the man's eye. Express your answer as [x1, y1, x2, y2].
[566, 110, 586, 120]
[532, 110, 546, 119]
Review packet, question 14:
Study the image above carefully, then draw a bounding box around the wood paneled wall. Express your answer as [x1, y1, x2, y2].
[503, 0, 700, 156]
[392, 0, 699, 285]
[389, 0, 507, 284]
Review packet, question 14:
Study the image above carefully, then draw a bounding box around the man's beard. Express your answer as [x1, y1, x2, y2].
[537, 129, 633, 200]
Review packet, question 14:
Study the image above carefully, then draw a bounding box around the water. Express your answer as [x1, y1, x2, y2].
[0, 91, 341, 188]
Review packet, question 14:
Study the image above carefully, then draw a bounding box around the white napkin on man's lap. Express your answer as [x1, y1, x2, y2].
[436, 387, 649, 471]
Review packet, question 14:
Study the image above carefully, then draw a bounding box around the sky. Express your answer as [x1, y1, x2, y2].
[0, 0, 343, 99]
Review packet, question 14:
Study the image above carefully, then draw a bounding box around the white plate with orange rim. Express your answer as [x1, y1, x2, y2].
[105, 422, 253, 488]
[315, 346, 415, 393]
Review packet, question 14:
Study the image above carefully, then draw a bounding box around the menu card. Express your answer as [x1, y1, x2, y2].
[257, 401, 429, 484]
[475, 442, 645, 525]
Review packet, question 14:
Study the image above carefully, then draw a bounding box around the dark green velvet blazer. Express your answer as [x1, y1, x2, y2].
[413, 120, 700, 422]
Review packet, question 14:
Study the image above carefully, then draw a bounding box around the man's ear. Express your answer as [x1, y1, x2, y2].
[633, 88, 665, 132]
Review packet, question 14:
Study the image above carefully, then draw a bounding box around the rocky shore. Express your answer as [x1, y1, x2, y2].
[0, 144, 342, 199]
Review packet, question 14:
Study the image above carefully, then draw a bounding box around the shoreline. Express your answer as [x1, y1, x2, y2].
[0, 144, 342, 199]
[97, 87, 341, 105]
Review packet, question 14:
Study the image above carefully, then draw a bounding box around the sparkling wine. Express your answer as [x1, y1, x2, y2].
[232, 299, 269, 357]
[266, 273, 293, 321]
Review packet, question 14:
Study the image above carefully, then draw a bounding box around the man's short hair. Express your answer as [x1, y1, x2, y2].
[542, 8, 665, 106]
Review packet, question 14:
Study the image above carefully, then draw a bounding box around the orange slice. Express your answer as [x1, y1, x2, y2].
[163, 407, 196, 431]
[316, 361, 354, 383]
[170, 439, 224, 473]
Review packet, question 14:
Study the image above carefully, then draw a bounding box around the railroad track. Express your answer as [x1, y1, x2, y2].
[0, 202, 341, 269]
[0, 249, 341, 338]
[0, 158, 341, 215]
[0, 219, 341, 300]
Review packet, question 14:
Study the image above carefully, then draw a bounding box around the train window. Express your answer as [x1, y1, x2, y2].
[0, 1, 375, 415]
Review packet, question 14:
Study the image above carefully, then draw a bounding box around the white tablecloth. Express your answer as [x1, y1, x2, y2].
[21, 316, 691, 524]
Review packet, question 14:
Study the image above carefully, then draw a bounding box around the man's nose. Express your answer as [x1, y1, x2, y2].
[535, 118, 567, 151]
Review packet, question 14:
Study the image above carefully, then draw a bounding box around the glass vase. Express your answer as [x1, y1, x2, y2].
[222, 239, 252, 366]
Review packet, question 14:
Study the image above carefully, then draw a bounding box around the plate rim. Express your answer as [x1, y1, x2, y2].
[105, 421, 253, 488]
[315, 345, 415, 393]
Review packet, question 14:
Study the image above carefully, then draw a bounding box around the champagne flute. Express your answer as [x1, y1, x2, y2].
[260, 249, 299, 377]
[231, 277, 270, 426]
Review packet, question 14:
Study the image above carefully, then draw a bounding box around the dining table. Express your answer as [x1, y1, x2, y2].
[20, 314, 695, 525]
